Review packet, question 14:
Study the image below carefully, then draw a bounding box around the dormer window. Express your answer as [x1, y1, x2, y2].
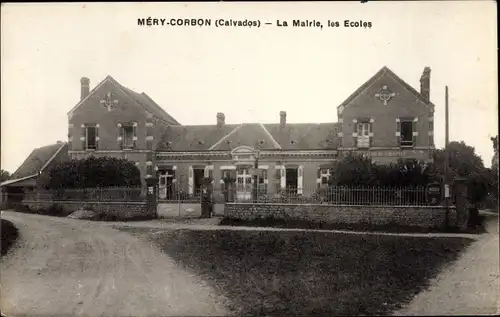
[290, 140, 296, 145]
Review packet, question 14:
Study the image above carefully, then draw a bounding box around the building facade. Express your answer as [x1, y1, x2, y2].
[61, 66, 435, 199]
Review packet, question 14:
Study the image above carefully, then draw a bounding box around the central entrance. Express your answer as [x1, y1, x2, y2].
[158, 169, 174, 200]
[236, 167, 252, 200]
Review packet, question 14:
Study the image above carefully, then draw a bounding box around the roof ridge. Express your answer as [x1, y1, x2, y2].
[259, 123, 282, 149]
[208, 123, 244, 150]
[337, 66, 432, 110]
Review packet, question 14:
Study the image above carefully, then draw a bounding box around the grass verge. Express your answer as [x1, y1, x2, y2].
[122, 227, 473, 316]
[220, 216, 487, 234]
[1, 218, 19, 257]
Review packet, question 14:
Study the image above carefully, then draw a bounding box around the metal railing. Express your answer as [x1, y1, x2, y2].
[230, 185, 430, 206]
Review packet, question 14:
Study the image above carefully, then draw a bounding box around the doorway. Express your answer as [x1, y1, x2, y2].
[158, 169, 174, 200]
[286, 168, 298, 194]
[193, 168, 205, 196]
[236, 167, 252, 200]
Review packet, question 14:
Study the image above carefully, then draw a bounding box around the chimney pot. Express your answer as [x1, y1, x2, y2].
[280, 111, 287, 126]
[80, 77, 90, 101]
[419, 67, 431, 102]
[217, 112, 225, 126]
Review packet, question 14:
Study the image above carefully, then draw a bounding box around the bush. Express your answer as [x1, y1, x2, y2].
[329, 153, 438, 187]
[40, 156, 141, 189]
[1, 219, 19, 256]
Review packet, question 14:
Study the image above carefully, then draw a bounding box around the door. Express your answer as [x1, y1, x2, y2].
[158, 170, 174, 199]
[236, 167, 252, 200]
[286, 168, 298, 194]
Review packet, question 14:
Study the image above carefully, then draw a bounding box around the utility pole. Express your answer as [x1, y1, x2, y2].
[444, 85, 450, 228]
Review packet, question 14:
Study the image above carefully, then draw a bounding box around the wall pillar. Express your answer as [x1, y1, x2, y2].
[453, 177, 469, 231]
[145, 176, 158, 218]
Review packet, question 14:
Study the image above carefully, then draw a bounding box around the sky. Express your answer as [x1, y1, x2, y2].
[1, 1, 498, 173]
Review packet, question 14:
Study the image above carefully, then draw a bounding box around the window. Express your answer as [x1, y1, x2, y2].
[86, 126, 97, 150]
[123, 125, 134, 149]
[401, 121, 413, 146]
[357, 122, 370, 148]
[320, 169, 331, 186]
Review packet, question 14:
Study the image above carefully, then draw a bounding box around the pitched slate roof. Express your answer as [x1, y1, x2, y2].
[157, 124, 240, 151]
[68, 76, 181, 126]
[264, 123, 339, 150]
[337, 66, 434, 109]
[8, 142, 67, 180]
[156, 122, 339, 151]
[117, 83, 181, 125]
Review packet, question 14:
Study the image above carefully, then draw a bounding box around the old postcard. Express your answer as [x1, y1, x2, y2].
[1, 1, 498, 316]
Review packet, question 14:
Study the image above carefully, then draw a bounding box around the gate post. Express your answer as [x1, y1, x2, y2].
[200, 178, 214, 218]
[145, 176, 158, 218]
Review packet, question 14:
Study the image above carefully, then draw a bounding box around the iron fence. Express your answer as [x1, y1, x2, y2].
[230, 185, 430, 206]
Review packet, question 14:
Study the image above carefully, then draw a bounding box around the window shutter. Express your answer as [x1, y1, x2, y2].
[117, 123, 123, 150]
[353, 122, 358, 147]
[369, 122, 373, 147]
[396, 119, 401, 146]
[297, 165, 303, 195]
[81, 125, 86, 149]
[188, 166, 194, 195]
[132, 122, 137, 148]
[95, 125, 99, 150]
[412, 120, 417, 145]
[280, 166, 286, 189]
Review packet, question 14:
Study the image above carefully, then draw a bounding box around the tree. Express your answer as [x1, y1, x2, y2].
[40, 156, 141, 189]
[491, 136, 498, 171]
[330, 153, 437, 187]
[330, 153, 379, 186]
[0, 170, 11, 182]
[433, 141, 488, 206]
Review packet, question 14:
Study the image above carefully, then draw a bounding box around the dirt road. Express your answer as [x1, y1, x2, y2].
[394, 212, 499, 316]
[0, 211, 230, 317]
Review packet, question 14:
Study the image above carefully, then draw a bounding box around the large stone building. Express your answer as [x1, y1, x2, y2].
[3, 66, 436, 200]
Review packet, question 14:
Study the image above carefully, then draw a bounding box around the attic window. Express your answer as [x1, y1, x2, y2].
[226, 140, 232, 144]
[290, 140, 296, 145]
[258, 140, 265, 145]
[198, 140, 204, 145]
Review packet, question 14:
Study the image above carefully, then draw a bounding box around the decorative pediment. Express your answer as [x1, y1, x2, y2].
[231, 145, 256, 161]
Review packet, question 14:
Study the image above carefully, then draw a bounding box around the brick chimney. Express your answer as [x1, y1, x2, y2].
[280, 111, 286, 127]
[80, 77, 90, 101]
[216, 112, 225, 127]
[419, 67, 431, 102]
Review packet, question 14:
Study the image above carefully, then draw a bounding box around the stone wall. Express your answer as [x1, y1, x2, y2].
[224, 203, 458, 230]
[157, 203, 224, 218]
[22, 200, 152, 219]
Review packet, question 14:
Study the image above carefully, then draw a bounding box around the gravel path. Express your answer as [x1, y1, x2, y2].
[393, 212, 499, 316]
[0, 211, 230, 317]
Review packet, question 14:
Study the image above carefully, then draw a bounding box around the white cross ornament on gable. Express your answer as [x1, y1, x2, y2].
[100, 92, 119, 111]
[375, 85, 396, 105]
